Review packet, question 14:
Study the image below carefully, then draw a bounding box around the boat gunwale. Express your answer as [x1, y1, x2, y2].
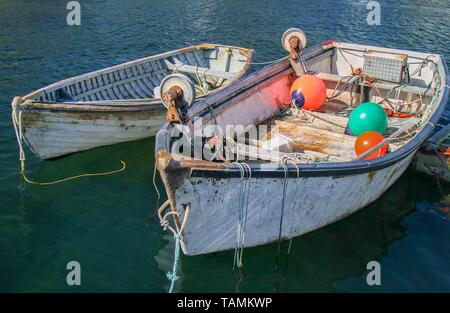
[155, 45, 449, 179]
[18, 106, 165, 114]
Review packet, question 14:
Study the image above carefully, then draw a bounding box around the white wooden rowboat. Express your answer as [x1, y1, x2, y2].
[11, 44, 253, 159]
[155, 29, 449, 256]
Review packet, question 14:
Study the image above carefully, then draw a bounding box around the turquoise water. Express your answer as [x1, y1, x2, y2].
[1, 0, 450, 292]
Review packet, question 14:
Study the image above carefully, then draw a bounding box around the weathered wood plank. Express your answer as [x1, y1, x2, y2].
[150, 61, 159, 72]
[185, 52, 198, 66]
[177, 54, 189, 66]
[95, 91, 105, 101]
[147, 71, 161, 89]
[274, 120, 356, 159]
[100, 90, 110, 100]
[86, 78, 93, 91]
[117, 84, 132, 98]
[131, 80, 150, 98]
[164, 61, 234, 79]
[124, 82, 141, 99]
[193, 50, 209, 68]
[142, 77, 156, 90]
[73, 69, 165, 99]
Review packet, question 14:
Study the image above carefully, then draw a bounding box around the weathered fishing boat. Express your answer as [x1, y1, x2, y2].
[11, 44, 253, 159]
[155, 28, 449, 256]
[413, 111, 450, 182]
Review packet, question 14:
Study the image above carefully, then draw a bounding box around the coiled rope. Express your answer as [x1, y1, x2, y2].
[11, 99, 126, 185]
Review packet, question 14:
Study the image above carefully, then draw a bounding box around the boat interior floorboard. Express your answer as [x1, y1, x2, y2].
[236, 98, 411, 164]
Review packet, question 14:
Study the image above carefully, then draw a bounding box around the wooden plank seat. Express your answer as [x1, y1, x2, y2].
[164, 61, 235, 80]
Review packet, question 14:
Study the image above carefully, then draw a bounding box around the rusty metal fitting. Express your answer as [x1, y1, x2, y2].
[352, 67, 363, 76]
[163, 85, 185, 123]
[289, 37, 299, 60]
[162, 85, 183, 104]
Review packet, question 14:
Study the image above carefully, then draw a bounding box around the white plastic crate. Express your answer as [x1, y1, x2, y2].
[363, 50, 408, 83]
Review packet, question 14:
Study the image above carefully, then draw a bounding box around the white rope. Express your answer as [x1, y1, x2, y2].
[202, 164, 297, 254]
[171, 64, 181, 74]
[153, 128, 171, 200]
[11, 99, 25, 164]
[273, 163, 289, 290]
[283, 161, 300, 255]
[420, 84, 450, 125]
[158, 200, 177, 235]
[152, 161, 161, 200]
[232, 161, 251, 269]
[277, 164, 289, 246]
[394, 85, 424, 113]
[155, 128, 171, 139]
[233, 162, 245, 269]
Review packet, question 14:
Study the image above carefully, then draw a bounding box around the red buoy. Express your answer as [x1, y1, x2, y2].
[290, 75, 326, 110]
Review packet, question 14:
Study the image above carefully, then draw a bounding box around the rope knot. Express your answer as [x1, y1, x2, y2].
[166, 271, 179, 282]
[160, 219, 170, 230]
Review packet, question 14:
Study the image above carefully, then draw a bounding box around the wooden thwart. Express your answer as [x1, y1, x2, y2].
[165, 61, 235, 79]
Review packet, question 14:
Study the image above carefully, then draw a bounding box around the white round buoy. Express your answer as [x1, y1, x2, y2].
[281, 28, 308, 52]
[160, 73, 196, 109]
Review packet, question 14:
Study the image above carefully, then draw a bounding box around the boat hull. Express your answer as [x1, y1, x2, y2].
[173, 153, 414, 255]
[154, 41, 449, 256]
[20, 107, 165, 159]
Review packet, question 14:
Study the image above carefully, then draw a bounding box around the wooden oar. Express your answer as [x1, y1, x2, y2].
[353, 118, 419, 161]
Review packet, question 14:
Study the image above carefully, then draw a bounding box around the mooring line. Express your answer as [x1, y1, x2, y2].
[273, 163, 289, 291]
[11, 99, 126, 185]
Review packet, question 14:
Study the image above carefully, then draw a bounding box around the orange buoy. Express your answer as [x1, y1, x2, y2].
[290, 75, 326, 110]
[354, 131, 388, 160]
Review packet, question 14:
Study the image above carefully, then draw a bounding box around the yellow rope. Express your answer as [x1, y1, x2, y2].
[12, 102, 126, 186]
[195, 66, 208, 95]
[20, 160, 126, 185]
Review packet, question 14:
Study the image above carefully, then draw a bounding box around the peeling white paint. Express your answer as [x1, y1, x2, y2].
[174, 154, 413, 255]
